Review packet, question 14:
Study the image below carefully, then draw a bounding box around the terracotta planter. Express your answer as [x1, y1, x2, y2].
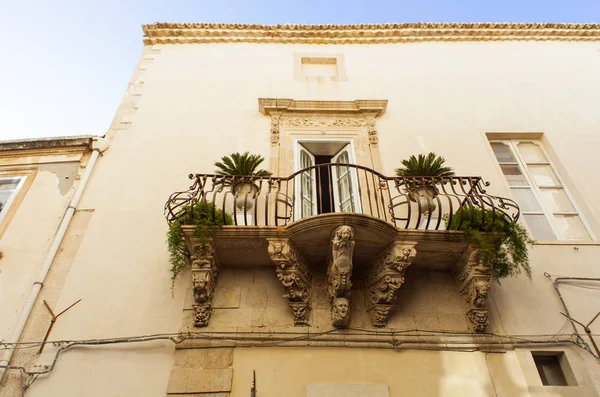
[232, 182, 259, 210]
[408, 185, 438, 214]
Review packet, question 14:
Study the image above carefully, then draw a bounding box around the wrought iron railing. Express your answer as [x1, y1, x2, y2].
[165, 163, 520, 231]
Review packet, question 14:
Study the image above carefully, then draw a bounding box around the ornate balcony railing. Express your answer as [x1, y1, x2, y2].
[165, 163, 520, 231]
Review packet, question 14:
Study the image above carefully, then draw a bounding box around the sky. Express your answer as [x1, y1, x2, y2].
[1, 0, 599, 140]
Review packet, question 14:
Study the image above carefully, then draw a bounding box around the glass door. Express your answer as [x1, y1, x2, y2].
[295, 146, 317, 219]
[331, 145, 360, 213]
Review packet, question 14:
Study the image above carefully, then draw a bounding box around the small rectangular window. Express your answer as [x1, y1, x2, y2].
[301, 57, 338, 77]
[0, 176, 26, 221]
[489, 139, 592, 241]
[532, 353, 569, 386]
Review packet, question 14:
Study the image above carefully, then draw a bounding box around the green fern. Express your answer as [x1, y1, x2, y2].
[395, 152, 455, 178]
[167, 201, 233, 285]
[447, 207, 534, 280]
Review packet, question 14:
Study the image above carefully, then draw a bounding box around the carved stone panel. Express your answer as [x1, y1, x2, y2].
[191, 240, 219, 327]
[267, 239, 313, 325]
[455, 247, 492, 332]
[364, 241, 417, 327]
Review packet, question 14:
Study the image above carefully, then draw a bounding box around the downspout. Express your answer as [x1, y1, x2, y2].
[0, 137, 109, 381]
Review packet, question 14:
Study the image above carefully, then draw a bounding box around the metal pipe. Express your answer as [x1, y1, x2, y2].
[553, 276, 600, 356]
[0, 137, 108, 382]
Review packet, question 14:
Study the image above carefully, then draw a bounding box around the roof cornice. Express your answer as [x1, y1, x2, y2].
[143, 22, 600, 45]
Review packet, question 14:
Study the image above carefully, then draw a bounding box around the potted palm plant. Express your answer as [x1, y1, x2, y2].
[214, 152, 272, 210]
[395, 152, 455, 213]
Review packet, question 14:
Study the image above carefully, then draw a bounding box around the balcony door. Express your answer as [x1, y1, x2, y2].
[294, 140, 360, 220]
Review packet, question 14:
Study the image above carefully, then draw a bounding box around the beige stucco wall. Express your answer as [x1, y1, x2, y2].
[3, 40, 600, 396]
[0, 150, 88, 343]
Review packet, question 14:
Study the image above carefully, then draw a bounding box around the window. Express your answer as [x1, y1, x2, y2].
[0, 176, 25, 223]
[490, 140, 591, 241]
[293, 53, 347, 81]
[532, 352, 570, 386]
[301, 57, 338, 77]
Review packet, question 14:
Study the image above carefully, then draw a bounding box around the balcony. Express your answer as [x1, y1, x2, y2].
[165, 163, 520, 332]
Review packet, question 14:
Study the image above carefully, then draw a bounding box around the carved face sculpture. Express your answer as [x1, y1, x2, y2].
[331, 297, 350, 327]
[476, 281, 489, 297]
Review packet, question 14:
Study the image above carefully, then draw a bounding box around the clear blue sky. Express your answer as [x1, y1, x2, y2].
[1, 0, 598, 140]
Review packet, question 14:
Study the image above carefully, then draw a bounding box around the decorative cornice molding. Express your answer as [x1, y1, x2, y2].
[258, 99, 387, 117]
[143, 22, 600, 45]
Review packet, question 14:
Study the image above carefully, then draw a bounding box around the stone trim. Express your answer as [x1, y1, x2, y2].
[364, 241, 417, 327]
[143, 23, 600, 45]
[455, 247, 492, 332]
[267, 239, 313, 325]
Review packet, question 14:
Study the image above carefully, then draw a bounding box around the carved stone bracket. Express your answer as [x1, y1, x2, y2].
[455, 247, 492, 332]
[267, 239, 313, 325]
[364, 241, 417, 327]
[191, 239, 218, 327]
[327, 225, 355, 327]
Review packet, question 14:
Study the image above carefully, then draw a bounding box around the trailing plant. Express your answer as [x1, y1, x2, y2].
[446, 207, 534, 280]
[214, 151, 271, 185]
[395, 152, 455, 190]
[167, 201, 233, 284]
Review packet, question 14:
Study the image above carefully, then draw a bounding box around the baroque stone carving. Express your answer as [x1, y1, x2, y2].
[267, 239, 313, 325]
[281, 117, 366, 128]
[365, 115, 378, 145]
[364, 242, 417, 327]
[326, 226, 355, 328]
[191, 240, 218, 327]
[455, 247, 492, 333]
[143, 23, 600, 46]
[331, 297, 350, 327]
[327, 225, 355, 300]
[270, 114, 280, 144]
[369, 305, 393, 328]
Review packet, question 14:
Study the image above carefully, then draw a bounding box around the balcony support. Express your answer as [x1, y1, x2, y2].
[455, 247, 492, 332]
[191, 239, 219, 327]
[267, 239, 313, 326]
[327, 225, 356, 327]
[364, 241, 417, 327]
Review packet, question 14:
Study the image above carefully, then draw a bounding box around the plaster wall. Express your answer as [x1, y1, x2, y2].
[0, 152, 85, 343]
[6, 41, 600, 396]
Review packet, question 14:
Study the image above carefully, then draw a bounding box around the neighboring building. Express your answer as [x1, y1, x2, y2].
[2, 22, 600, 396]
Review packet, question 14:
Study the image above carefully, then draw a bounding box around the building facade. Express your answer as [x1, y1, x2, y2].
[2, 22, 600, 396]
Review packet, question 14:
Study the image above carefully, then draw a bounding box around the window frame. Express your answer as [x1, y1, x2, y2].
[490, 139, 594, 241]
[0, 175, 27, 226]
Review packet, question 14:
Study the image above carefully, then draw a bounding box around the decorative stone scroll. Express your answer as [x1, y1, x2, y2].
[455, 247, 492, 332]
[191, 240, 219, 327]
[267, 239, 313, 325]
[327, 225, 356, 327]
[364, 241, 417, 327]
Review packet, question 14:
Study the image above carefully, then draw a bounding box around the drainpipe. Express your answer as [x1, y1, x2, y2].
[0, 137, 109, 382]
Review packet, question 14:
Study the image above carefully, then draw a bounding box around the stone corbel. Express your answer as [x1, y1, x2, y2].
[191, 239, 219, 327]
[267, 239, 313, 325]
[455, 247, 492, 332]
[364, 241, 417, 327]
[327, 225, 356, 327]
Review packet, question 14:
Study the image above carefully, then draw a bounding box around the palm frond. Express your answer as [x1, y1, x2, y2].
[214, 151, 272, 177]
[395, 152, 455, 178]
